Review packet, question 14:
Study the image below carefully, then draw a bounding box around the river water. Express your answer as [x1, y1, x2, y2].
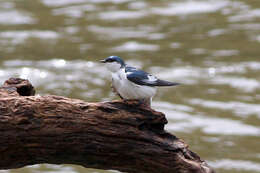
[0, 0, 260, 173]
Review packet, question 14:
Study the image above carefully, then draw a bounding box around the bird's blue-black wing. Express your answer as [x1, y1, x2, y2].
[125, 66, 179, 87]
[125, 66, 157, 86]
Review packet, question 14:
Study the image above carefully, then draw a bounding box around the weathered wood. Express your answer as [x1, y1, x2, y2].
[0, 78, 215, 173]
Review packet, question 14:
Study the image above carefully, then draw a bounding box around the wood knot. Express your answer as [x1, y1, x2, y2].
[3, 78, 35, 96]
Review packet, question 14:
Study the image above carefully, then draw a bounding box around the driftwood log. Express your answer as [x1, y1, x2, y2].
[0, 78, 215, 173]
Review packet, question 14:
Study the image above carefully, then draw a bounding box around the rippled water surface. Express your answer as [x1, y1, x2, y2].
[0, 0, 260, 173]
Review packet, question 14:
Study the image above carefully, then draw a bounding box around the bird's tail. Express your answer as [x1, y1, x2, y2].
[155, 79, 180, 87]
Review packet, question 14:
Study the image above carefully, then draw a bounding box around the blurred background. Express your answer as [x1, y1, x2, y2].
[0, 0, 260, 173]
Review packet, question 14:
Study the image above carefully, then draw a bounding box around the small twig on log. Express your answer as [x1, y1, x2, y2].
[0, 77, 215, 173]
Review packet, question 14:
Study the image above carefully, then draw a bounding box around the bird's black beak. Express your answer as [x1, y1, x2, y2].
[100, 59, 106, 63]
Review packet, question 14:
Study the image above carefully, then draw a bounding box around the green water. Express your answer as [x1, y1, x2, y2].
[0, 0, 260, 173]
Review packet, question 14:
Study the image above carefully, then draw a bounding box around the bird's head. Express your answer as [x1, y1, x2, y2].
[100, 56, 125, 72]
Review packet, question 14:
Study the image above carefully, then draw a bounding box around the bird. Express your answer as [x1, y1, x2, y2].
[100, 56, 179, 106]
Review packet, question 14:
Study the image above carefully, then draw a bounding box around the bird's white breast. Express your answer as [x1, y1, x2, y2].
[111, 68, 157, 100]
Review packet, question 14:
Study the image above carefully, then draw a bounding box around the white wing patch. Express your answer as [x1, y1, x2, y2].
[147, 74, 157, 82]
[126, 71, 133, 75]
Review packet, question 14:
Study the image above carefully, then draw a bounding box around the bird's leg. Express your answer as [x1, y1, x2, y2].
[123, 98, 151, 107]
[139, 98, 151, 107]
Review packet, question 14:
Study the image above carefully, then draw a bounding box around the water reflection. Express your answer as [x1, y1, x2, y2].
[210, 159, 260, 172]
[87, 25, 160, 39]
[189, 98, 260, 118]
[0, 31, 60, 44]
[0, 11, 35, 25]
[152, 1, 230, 16]
[52, 5, 97, 18]
[112, 41, 160, 52]
[154, 101, 260, 136]
[1, 60, 106, 100]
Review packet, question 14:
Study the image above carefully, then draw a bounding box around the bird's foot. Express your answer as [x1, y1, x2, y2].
[138, 98, 151, 107]
[123, 99, 150, 107]
[123, 99, 138, 105]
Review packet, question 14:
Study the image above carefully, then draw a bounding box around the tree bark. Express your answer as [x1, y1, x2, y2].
[0, 78, 215, 173]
